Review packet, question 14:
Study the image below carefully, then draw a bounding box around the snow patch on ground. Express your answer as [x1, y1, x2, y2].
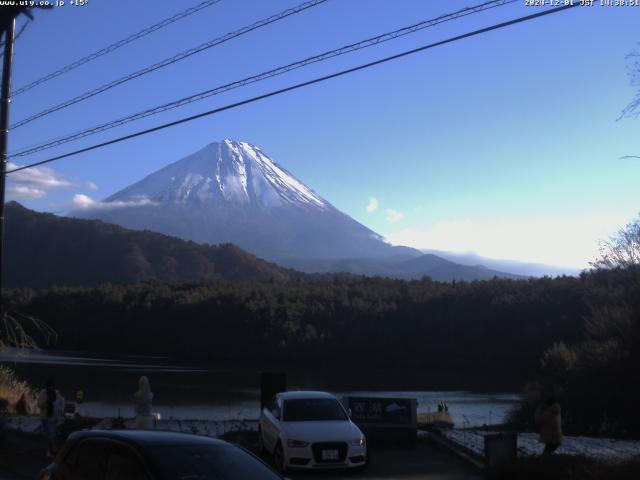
[7, 414, 639, 463]
[440, 428, 640, 462]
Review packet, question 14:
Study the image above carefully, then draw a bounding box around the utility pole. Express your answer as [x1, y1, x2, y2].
[0, 18, 15, 317]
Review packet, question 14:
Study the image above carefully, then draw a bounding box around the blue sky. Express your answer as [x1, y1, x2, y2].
[6, 0, 640, 269]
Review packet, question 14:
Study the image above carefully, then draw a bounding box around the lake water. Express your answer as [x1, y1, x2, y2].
[1, 349, 520, 428]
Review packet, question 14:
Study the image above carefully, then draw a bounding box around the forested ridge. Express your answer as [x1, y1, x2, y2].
[5, 274, 587, 374]
[4, 201, 297, 287]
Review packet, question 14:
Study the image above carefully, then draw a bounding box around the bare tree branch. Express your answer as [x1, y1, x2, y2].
[0, 310, 56, 352]
[591, 214, 640, 269]
[619, 45, 640, 119]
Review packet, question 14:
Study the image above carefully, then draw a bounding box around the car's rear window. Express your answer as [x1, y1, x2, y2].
[283, 398, 347, 422]
[149, 444, 281, 480]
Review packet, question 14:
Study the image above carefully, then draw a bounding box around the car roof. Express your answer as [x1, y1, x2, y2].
[68, 429, 230, 447]
[277, 390, 338, 400]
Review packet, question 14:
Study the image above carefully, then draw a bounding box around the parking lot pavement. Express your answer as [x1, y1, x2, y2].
[284, 442, 482, 480]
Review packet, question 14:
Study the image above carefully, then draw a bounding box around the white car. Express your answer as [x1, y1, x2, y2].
[259, 391, 367, 471]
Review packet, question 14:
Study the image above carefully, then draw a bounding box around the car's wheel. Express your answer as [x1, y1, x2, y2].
[273, 442, 286, 473]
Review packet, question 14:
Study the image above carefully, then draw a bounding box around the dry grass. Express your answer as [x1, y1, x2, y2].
[0, 366, 35, 414]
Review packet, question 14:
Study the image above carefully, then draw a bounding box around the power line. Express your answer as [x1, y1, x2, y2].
[11, 0, 223, 97]
[10, 0, 517, 160]
[1, 19, 29, 45]
[9, 0, 328, 130]
[7, 3, 578, 176]
[15, 20, 29, 40]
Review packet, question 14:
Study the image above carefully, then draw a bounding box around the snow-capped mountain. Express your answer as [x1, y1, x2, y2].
[110, 140, 328, 211]
[74, 139, 420, 262]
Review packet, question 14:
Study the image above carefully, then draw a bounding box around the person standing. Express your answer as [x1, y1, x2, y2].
[133, 376, 154, 429]
[37, 380, 65, 457]
[535, 396, 563, 455]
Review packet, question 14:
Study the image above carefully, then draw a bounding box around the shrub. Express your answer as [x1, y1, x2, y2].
[0, 366, 35, 415]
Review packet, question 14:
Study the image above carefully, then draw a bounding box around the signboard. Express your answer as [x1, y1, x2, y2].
[345, 396, 416, 427]
[344, 396, 417, 444]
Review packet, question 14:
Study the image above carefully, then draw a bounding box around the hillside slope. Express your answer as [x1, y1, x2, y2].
[4, 202, 296, 288]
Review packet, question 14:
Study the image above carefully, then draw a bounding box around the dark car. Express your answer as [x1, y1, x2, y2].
[39, 429, 285, 480]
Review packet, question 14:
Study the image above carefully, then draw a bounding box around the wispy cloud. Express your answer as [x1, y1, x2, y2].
[6, 162, 98, 200]
[71, 194, 157, 210]
[7, 162, 72, 189]
[366, 197, 379, 213]
[385, 208, 404, 223]
[7, 185, 46, 200]
[384, 214, 631, 268]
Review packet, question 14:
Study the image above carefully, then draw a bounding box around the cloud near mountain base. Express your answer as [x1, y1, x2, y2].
[71, 194, 158, 210]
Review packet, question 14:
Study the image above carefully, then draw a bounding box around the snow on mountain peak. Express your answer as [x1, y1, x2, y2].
[78, 139, 423, 262]
[107, 140, 328, 210]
